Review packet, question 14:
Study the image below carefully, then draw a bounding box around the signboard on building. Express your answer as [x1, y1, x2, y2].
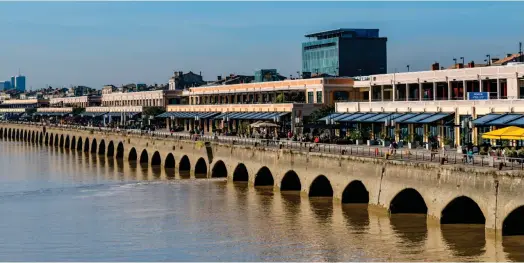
[467, 92, 489, 100]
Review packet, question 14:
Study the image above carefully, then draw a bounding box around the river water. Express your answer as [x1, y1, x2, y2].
[1, 140, 524, 261]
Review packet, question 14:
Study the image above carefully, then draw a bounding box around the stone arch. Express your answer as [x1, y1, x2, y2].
[389, 188, 427, 214]
[98, 139, 106, 155]
[503, 206, 524, 236]
[441, 196, 485, 224]
[195, 157, 207, 177]
[179, 155, 191, 175]
[151, 151, 161, 166]
[211, 160, 227, 178]
[164, 153, 175, 168]
[233, 163, 249, 182]
[77, 136, 83, 151]
[342, 180, 369, 203]
[84, 138, 90, 152]
[128, 147, 137, 161]
[254, 166, 274, 186]
[309, 175, 333, 197]
[64, 136, 70, 148]
[54, 134, 59, 146]
[139, 149, 148, 165]
[280, 170, 301, 191]
[116, 142, 124, 159]
[71, 136, 76, 149]
[107, 141, 114, 157]
[90, 138, 97, 154]
[59, 134, 64, 147]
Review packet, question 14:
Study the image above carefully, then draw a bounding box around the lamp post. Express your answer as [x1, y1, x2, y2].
[486, 54, 491, 66]
[453, 58, 457, 68]
[406, 65, 410, 72]
[460, 57, 465, 66]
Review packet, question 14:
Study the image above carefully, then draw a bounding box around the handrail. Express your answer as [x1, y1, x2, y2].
[2, 120, 524, 170]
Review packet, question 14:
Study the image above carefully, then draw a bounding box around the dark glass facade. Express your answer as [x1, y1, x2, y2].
[302, 28, 387, 77]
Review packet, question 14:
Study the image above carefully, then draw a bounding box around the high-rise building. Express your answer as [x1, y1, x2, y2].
[10, 76, 15, 89]
[15, 75, 26, 92]
[302, 28, 387, 77]
[0, 81, 10, 90]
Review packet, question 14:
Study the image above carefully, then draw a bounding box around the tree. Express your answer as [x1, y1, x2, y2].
[308, 105, 335, 123]
[143, 107, 165, 117]
[275, 92, 285, 103]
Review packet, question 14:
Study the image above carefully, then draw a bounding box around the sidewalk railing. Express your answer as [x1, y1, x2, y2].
[3, 121, 524, 170]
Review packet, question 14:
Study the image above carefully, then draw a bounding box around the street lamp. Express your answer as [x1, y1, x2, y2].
[453, 58, 457, 68]
[406, 65, 410, 72]
[460, 57, 465, 66]
[486, 54, 491, 66]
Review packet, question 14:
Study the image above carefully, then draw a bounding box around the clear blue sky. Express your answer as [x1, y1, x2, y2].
[1, 2, 524, 90]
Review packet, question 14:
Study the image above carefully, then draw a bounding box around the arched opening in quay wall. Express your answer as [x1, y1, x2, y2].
[342, 180, 369, 204]
[151, 151, 161, 166]
[139, 149, 149, 166]
[254, 166, 274, 187]
[309, 175, 333, 197]
[441, 196, 485, 224]
[195, 158, 207, 178]
[233, 163, 249, 182]
[179, 155, 191, 178]
[107, 141, 114, 157]
[211, 160, 227, 178]
[116, 142, 124, 159]
[389, 188, 427, 214]
[503, 206, 524, 236]
[280, 170, 301, 191]
[128, 148, 137, 162]
[98, 140, 106, 155]
[164, 153, 175, 168]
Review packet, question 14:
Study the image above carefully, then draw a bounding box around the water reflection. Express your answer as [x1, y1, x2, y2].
[441, 224, 486, 258]
[341, 204, 369, 233]
[4, 139, 524, 261]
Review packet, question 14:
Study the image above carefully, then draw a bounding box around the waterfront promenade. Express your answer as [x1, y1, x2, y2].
[2, 121, 524, 237]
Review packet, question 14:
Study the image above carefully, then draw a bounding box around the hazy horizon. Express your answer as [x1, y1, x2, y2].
[2, 1, 524, 90]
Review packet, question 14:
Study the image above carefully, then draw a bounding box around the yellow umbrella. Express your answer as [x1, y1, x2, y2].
[482, 126, 524, 140]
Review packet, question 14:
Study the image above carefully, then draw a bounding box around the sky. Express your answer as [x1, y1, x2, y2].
[1, 1, 524, 90]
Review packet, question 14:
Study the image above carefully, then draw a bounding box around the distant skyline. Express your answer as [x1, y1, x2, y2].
[2, 2, 524, 90]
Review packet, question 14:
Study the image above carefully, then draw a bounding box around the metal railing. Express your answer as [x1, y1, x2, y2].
[3, 121, 524, 170]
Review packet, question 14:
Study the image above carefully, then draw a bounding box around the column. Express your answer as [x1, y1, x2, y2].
[419, 83, 423, 101]
[463, 80, 467, 100]
[392, 84, 396, 102]
[166, 118, 171, 130]
[497, 78, 501, 99]
[479, 79, 484, 92]
[405, 84, 409, 101]
[380, 85, 384, 101]
[394, 123, 400, 142]
[432, 82, 437, 101]
[447, 81, 452, 100]
[423, 124, 428, 143]
[368, 87, 372, 102]
[454, 109, 461, 147]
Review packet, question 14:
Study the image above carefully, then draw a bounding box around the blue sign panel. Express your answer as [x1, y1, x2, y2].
[468, 92, 489, 100]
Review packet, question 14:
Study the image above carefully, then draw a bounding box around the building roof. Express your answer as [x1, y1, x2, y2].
[492, 53, 524, 65]
[304, 28, 379, 38]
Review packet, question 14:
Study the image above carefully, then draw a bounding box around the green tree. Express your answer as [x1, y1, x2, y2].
[143, 107, 165, 117]
[275, 92, 285, 103]
[308, 105, 335, 123]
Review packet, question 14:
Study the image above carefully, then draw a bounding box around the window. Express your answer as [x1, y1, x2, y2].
[316, 91, 323, 103]
[308, 92, 314, 104]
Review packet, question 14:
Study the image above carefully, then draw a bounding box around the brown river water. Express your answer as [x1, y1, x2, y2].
[0, 139, 523, 261]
